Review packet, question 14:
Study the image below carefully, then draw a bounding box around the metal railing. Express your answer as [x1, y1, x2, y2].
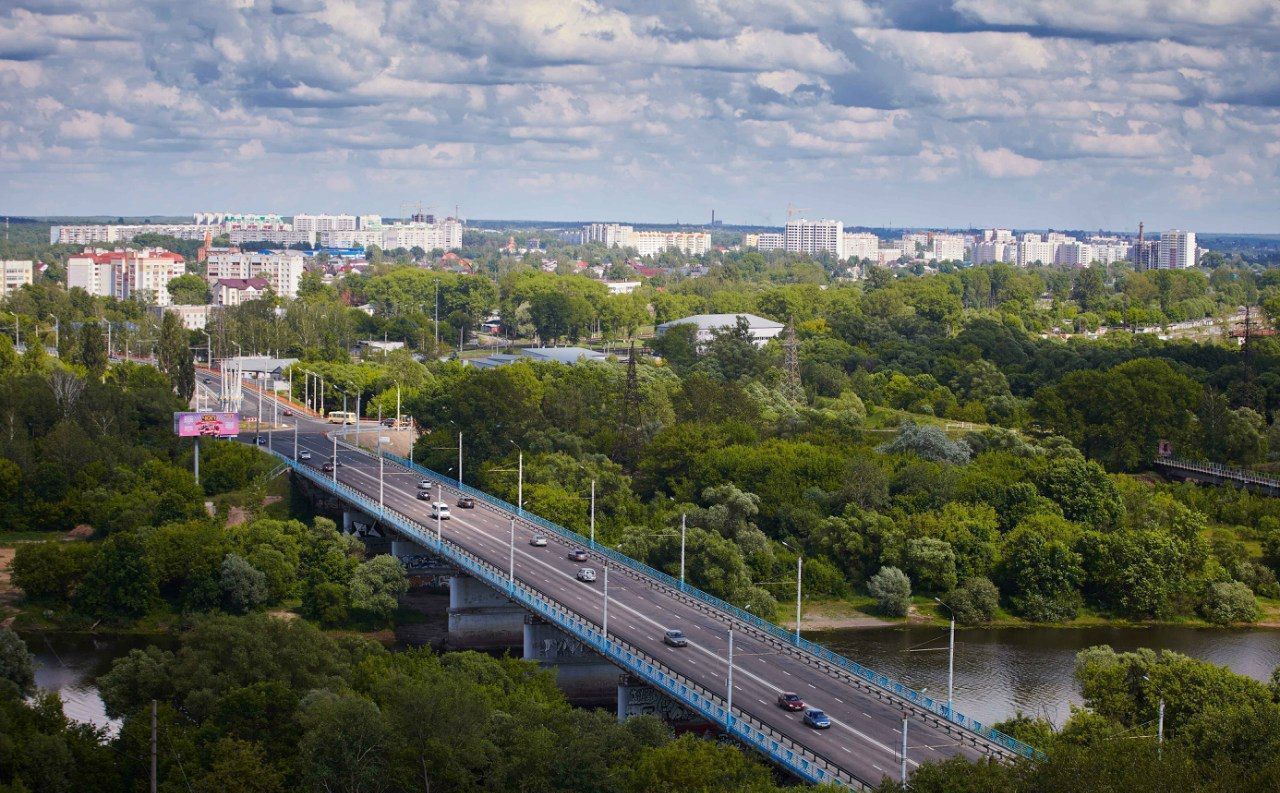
[376, 449, 1043, 761]
[1155, 456, 1280, 489]
[275, 451, 861, 788]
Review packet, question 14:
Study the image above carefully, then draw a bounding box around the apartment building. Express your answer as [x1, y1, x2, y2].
[214, 277, 270, 307]
[972, 241, 1016, 264]
[292, 214, 357, 234]
[152, 304, 214, 331]
[1158, 230, 1196, 269]
[66, 248, 186, 306]
[1, 260, 34, 297]
[205, 250, 306, 299]
[582, 223, 634, 247]
[785, 219, 844, 259]
[842, 232, 879, 261]
[631, 231, 711, 257]
[931, 234, 967, 262]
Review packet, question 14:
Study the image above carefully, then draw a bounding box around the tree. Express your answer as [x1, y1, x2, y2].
[305, 581, 350, 625]
[905, 537, 958, 593]
[167, 273, 211, 305]
[10, 541, 98, 600]
[74, 531, 158, 619]
[349, 555, 409, 621]
[80, 320, 107, 377]
[621, 733, 783, 793]
[1200, 581, 1259, 625]
[0, 627, 35, 696]
[651, 322, 699, 373]
[220, 554, 269, 614]
[945, 577, 999, 626]
[999, 529, 1083, 622]
[703, 316, 764, 381]
[878, 422, 971, 464]
[157, 310, 195, 399]
[868, 566, 912, 616]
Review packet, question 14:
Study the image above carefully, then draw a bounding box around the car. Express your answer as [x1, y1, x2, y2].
[576, 567, 597, 583]
[417, 480, 432, 490]
[283, 409, 294, 417]
[776, 693, 805, 711]
[299, 450, 312, 460]
[416, 490, 432, 500]
[456, 496, 475, 509]
[803, 709, 831, 729]
[663, 629, 688, 647]
[568, 548, 588, 562]
[529, 535, 548, 547]
[381, 418, 395, 427]
[255, 436, 266, 445]
[321, 462, 334, 472]
[430, 502, 451, 520]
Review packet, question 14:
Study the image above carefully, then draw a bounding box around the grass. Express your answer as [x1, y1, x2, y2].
[0, 530, 71, 546]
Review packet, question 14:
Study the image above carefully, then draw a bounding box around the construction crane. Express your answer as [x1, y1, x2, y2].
[786, 203, 810, 220]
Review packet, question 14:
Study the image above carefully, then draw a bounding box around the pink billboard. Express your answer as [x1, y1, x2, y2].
[173, 411, 240, 438]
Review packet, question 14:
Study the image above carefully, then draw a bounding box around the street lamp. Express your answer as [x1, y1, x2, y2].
[589, 479, 596, 548]
[726, 628, 735, 717]
[436, 482, 443, 542]
[934, 598, 956, 716]
[508, 516, 515, 585]
[377, 435, 389, 512]
[602, 565, 609, 634]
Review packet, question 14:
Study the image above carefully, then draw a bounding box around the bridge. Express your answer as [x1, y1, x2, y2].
[1154, 455, 1280, 497]
[202, 376, 1041, 789]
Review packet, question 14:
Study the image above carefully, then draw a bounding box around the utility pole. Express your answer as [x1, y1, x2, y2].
[517, 451, 523, 515]
[509, 517, 515, 584]
[900, 713, 909, 785]
[589, 479, 596, 548]
[1157, 698, 1165, 759]
[794, 554, 803, 643]
[602, 565, 609, 634]
[726, 629, 734, 716]
[150, 699, 158, 793]
[458, 431, 463, 486]
[679, 513, 686, 587]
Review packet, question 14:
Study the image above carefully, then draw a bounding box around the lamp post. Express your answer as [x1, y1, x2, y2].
[509, 517, 515, 585]
[602, 565, 609, 634]
[900, 713, 910, 784]
[436, 482, 443, 542]
[457, 431, 463, 487]
[517, 450, 523, 515]
[589, 479, 596, 548]
[726, 628, 735, 716]
[781, 541, 803, 643]
[331, 432, 338, 483]
[934, 597, 956, 716]
[377, 435, 387, 512]
[680, 513, 687, 588]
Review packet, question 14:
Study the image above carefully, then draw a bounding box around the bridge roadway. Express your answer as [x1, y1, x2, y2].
[214, 380, 994, 787]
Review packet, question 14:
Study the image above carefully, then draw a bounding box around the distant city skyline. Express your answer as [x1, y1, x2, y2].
[1, 2, 1277, 232]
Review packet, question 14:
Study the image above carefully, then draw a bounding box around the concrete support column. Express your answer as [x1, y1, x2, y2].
[523, 616, 617, 707]
[446, 575, 524, 651]
[617, 673, 710, 732]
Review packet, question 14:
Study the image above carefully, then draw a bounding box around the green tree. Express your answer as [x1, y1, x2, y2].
[80, 320, 107, 377]
[0, 627, 35, 695]
[868, 566, 912, 616]
[349, 555, 409, 622]
[946, 576, 1000, 626]
[1200, 581, 1259, 625]
[157, 309, 195, 399]
[167, 273, 211, 305]
[220, 554, 269, 614]
[74, 531, 158, 619]
[10, 541, 97, 600]
[999, 529, 1083, 622]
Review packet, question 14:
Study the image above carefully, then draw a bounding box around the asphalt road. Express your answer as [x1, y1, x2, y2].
[206, 378, 989, 787]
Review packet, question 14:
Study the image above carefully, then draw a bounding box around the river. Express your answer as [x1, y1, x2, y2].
[811, 624, 1280, 726]
[23, 625, 1280, 733]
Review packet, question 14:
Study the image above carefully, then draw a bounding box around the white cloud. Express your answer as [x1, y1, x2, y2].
[974, 148, 1043, 178]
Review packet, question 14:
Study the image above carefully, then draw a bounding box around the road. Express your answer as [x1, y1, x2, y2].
[203, 376, 993, 788]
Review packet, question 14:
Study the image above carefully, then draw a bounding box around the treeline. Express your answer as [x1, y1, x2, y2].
[879, 645, 1280, 792]
[0, 617, 791, 793]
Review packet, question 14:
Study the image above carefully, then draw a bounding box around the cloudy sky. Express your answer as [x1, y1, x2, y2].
[1, 1, 1278, 231]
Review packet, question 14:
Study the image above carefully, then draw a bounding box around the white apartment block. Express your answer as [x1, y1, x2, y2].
[582, 223, 634, 247]
[380, 219, 464, 251]
[320, 229, 384, 248]
[293, 214, 357, 234]
[756, 233, 785, 251]
[931, 234, 967, 262]
[52, 224, 212, 245]
[227, 228, 316, 247]
[66, 248, 186, 306]
[152, 304, 214, 331]
[205, 250, 306, 299]
[973, 241, 1016, 265]
[786, 219, 844, 259]
[873, 248, 905, 266]
[982, 229, 1014, 243]
[901, 232, 931, 253]
[631, 231, 711, 257]
[1054, 242, 1094, 267]
[1, 260, 34, 297]
[1157, 230, 1196, 269]
[1016, 234, 1057, 267]
[842, 232, 879, 261]
[357, 215, 382, 230]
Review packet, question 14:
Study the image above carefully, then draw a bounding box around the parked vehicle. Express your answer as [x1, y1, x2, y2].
[663, 629, 688, 647]
[576, 567, 597, 583]
[803, 709, 831, 729]
[530, 535, 548, 547]
[777, 693, 805, 711]
[568, 548, 588, 562]
[456, 496, 475, 509]
[430, 502, 451, 520]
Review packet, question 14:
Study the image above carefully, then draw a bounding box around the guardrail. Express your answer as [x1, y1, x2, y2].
[275, 452, 860, 789]
[376, 448, 1043, 761]
[1155, 456, 1280, 489]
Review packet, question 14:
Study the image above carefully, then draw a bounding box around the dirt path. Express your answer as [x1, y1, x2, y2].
[0, 547, 17, 606]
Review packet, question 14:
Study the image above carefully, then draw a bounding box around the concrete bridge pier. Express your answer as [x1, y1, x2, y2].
[446, 575, 524, 651]
[617, 674, 712, 732]
[523, 616, 618, 707]
[342, 506, 380, 537]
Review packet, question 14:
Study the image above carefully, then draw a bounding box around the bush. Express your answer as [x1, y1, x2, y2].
[0, 627, 35, 695]
[868, 566, 912, 617]
[947, 576, 999, 626]
[877, 422, 971, 464]
[305, 582, 349, 626]
[220, 554, 269, 614]
[348, 555, 409, 621]
[11, 541, 97, 600]
[1200, 581, 1259, 625]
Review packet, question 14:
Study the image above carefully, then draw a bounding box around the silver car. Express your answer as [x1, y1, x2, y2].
[576, 567, 597, 583]
[529, 535, 548, 547]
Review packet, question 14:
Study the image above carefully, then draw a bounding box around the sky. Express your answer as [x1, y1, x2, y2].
[1, 0, 1278, 232]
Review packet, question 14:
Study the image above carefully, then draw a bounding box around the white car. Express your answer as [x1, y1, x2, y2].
[576, 567, 597, 583]
[417, 480, 432, 490]
[529, 535, 548, 547]
[299, 451, 312, 461]
[430, 502, 451, 520]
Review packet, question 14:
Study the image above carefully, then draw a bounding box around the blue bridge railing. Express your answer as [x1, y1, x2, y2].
[375, 447, 1043, 762]
[279, 452, 860, 788]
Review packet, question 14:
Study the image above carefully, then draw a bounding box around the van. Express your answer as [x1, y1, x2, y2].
[430, 502, 451, 520]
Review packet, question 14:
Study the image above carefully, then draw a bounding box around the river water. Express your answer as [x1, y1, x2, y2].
[811, 624, 1280, 726]
[23, 625, 1280, 733]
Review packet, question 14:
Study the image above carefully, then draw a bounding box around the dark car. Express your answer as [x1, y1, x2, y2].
[321, 462, 334, 472]
[803, 709, 831, 729]
[283, 409, 294, 417]
[255, 436, 266, 445]
[663, 629, 688, 647]
[416, 490, 432, 500]
[568, 548, 588, 562]
[777, 693, 805, 711]
[456, 496, 475, 509]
